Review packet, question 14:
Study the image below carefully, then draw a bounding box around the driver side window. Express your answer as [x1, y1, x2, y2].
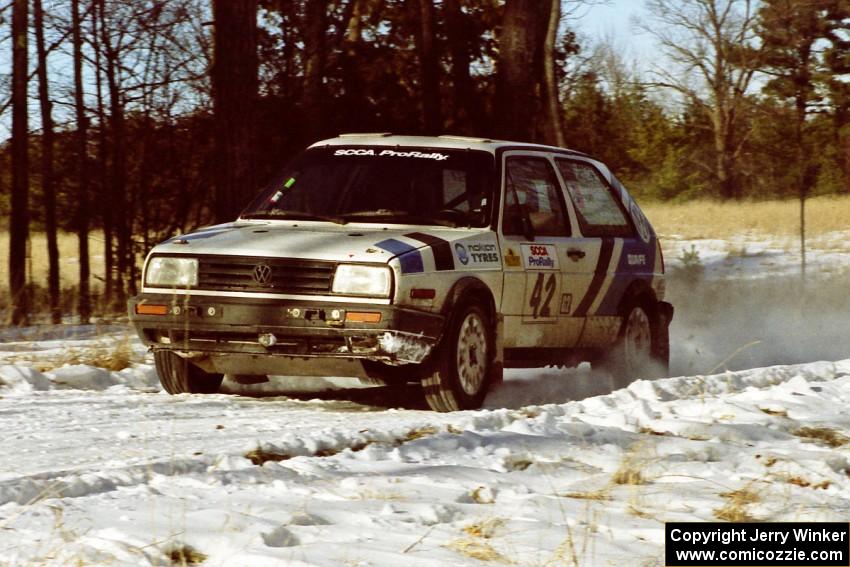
[502, 156, 570, 237]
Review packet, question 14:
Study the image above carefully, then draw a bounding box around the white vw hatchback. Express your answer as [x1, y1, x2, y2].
[130, 134, 672, 411]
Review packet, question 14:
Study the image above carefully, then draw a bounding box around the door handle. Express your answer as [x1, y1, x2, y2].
[567, 248, 586, 261]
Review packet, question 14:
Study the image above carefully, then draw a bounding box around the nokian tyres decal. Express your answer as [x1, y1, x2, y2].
[374, 238, 425, 274]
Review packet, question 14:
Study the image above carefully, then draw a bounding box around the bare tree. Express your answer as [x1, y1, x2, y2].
[302, 0, 327, 142]
[72, 0, 91, 323]
[542, 0, 565, 147]
[495, 0, 548, 141]
[9, 0, 29, 325]
[644, 0, 759, 199]
[443, 0, 475, 133]
[413, 0, 441, 134]
[34, 0, 61, 324]
[211, 0, 258, 222]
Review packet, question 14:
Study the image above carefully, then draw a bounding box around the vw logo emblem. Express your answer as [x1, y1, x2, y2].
[252, 263, 273, 285]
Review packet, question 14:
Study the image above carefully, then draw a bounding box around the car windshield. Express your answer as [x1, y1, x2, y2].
[242, 146, 496, 227]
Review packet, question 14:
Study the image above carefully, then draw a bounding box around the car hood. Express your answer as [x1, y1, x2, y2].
[150, 221, 486, 264]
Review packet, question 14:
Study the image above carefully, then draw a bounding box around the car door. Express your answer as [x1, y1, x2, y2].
[553, 157, 638, 347]
[497, 152, 586, 348]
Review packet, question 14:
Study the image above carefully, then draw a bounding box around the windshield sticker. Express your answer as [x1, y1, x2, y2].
[521, 244, 559, 270]
[334, 148, 449, 161]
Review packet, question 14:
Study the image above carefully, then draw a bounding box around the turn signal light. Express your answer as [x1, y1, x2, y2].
[135, 304, 168, 316]
[345, 311, 382, 323]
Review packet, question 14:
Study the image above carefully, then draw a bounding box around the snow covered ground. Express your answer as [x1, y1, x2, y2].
[0, 233, 848, 566]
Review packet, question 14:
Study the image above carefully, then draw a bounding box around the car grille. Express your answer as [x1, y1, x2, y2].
[196, 256, 336, 295]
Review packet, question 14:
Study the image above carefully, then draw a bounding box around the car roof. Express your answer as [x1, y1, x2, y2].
[309, 133, 588, 156]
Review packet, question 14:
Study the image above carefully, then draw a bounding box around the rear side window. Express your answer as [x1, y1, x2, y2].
[556, 159, 632, 237]
[503, 157, 570, 237]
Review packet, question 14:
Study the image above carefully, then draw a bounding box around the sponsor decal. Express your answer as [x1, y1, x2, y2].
[628, 254, 646, 266]
[521, 244, 559, 270]
[334, 148, 449, 161]
[505, 248, 521, 267]
[560, 293, 573, 315]
[462, 242, 500, 264]
[455, 243, 470, 265]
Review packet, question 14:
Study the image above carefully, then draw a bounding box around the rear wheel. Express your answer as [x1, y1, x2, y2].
[422, 303, 493, 412]
[604, 300, 669, 388]
[154, 351, 224, 394]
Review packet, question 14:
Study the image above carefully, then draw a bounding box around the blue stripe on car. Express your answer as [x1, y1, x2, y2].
[595, 236, 657, 316]
[375, 238, 424, 274]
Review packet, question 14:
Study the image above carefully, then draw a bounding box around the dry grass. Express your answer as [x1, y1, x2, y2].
[643, 195, 850, 239]
[167, 544, 207, 565]
[4, 335, 139, 372]
[793, 426, 850, 448]
[403, 425, 439, 442]
[446, 538, 511, 563]
[612, 449, 648, 486]
[462, 518, 504, 539]
[783, 475, 831, 490]
[561, 488, 611, 501]
[0, 230, 108, 292]
[714, 486, 760, 522]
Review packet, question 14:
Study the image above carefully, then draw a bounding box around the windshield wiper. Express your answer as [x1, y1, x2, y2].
[341, 210, 460, 228]
[241, 210, 347, 225]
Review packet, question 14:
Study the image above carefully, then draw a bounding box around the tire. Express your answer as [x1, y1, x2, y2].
[604, 299, 669, 388]
[422, 303, 493, 412]
[154, 350, 224, 394]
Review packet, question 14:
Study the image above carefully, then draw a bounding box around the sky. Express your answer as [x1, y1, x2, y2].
[574, 0, 656, 67]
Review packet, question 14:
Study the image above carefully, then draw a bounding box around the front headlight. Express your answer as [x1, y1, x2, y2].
[332, 264, 391, 297]
[145, 257, 198, 287]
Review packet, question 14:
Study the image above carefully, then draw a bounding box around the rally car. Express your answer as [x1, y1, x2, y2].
[129, 134, 673, 412]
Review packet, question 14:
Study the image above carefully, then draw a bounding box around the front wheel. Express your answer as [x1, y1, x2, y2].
[154, 351, 224, 394]
[422, 303, 493, 412]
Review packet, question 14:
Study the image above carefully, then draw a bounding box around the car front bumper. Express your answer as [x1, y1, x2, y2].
[129, 294, 444, 368]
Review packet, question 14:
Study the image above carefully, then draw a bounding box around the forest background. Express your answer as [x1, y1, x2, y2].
[0, 0, 848, 325]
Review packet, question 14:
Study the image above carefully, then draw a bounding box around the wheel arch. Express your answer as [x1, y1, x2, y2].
[441, 276, 498, 326]
[617, 278, 659, 318]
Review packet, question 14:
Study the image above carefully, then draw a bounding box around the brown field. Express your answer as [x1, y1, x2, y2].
[0, 231, 107, 291]
[1, 196, 849, 292]
[642, 195, 850, 239]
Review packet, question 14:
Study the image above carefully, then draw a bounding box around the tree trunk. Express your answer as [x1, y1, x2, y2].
[72, 0, 91, 324]
[413, 0, 441, 134]
[443, 0, 474, 133]
[100, 0, 130, 306]
[302, 0, 327, 142]
[93, 0, 113, 308]
[542, 0, 564, 147]
[495, 0, 545, 141]
[34, 0, 61, 324]
[9, 0, 29, 325]
[212, 0, 258, 222]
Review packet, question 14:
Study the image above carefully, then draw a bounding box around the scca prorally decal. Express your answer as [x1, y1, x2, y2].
[521, 244, 559, 270]
[334, 148, 449, 161]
